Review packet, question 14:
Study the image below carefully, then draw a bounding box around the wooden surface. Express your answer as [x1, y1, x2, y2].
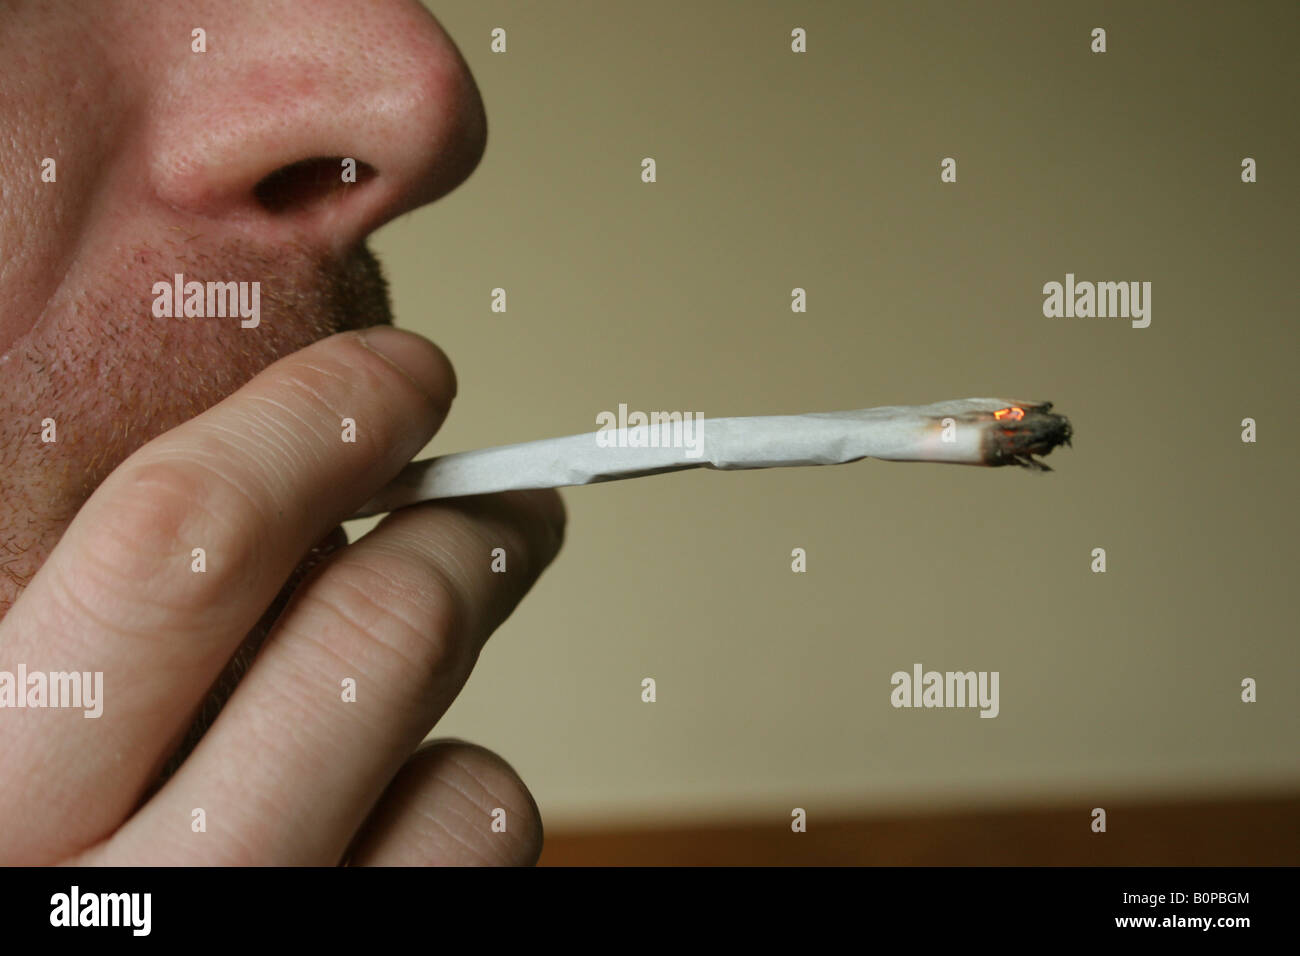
[538, 795, 1300, 866]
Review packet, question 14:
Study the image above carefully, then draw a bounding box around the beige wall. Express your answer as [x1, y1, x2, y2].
[347, 0, 1300, 827]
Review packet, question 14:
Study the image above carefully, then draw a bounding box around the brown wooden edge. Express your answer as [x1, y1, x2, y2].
[538, 794, 1300, 866]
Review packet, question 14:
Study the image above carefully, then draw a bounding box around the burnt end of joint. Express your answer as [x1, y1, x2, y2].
[983, 403, 1073, 471]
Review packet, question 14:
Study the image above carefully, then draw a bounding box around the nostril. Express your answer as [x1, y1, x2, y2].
[252, 157, 376, 214]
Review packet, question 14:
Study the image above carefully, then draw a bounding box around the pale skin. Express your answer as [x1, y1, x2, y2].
[0, 0, 564, 864]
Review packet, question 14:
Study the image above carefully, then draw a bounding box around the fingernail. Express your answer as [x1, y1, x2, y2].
[357, 326, 457, 404]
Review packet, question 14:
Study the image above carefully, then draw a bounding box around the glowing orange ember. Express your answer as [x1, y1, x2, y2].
[994, 406, 1025, 421]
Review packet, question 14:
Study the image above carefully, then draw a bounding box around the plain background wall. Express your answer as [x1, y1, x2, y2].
[345, 0, 1299, 828]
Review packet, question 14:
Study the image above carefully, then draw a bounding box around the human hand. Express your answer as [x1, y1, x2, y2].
[0, 326, 564, 865]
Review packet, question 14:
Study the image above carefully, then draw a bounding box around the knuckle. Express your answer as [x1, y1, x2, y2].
[72, 458, 264, 620]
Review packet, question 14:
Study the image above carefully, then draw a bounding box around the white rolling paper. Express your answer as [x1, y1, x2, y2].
[351, 397, 1072, 520]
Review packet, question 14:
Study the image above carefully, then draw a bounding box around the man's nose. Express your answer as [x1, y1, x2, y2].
[146, 1, 486, 254]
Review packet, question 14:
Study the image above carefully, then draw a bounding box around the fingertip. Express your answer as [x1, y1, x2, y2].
[525, 487, 567, 541]
[433, 740, 543, 866]
[350, 738, 544, 866]
[355, 325, 457, 409]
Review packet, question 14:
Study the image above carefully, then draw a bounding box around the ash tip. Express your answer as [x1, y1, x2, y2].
[985, 403, 1073, 471]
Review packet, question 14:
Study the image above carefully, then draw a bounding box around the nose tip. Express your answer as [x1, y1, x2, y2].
[148, 2, 486, 254]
